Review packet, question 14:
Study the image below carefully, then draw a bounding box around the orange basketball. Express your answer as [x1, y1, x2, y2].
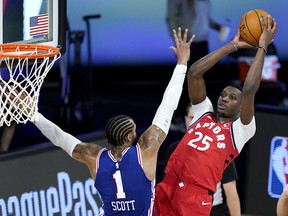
[239, 9, 272, 46]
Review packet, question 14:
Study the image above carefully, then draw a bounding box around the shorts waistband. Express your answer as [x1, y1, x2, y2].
[163, 175, 214, 196]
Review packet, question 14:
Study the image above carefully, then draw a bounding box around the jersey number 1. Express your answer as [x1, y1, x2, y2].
[113, 170, 126, 199]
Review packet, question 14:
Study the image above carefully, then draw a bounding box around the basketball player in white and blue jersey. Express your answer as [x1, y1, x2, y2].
[21, 28, 195, 215]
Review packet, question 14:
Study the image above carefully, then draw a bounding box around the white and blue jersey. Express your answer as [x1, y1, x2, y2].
[95, 144, 154, 216]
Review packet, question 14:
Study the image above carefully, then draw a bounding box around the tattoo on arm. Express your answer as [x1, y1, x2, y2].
[139, 125, 166, 150]
[72, 143, 102, 162]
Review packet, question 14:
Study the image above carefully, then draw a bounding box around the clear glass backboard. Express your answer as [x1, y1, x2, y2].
[0, 0, 66, 54]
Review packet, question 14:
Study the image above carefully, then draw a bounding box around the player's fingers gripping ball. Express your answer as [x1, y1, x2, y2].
[239, 9, 274, 46]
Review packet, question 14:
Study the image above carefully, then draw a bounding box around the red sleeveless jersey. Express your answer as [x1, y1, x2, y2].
[165, 113, 238, 192]
[164, 97, 255, 193]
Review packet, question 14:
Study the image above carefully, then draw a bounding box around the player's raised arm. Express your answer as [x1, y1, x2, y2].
[239, 15, 277, 124]
[187, 38, 238, 105]
[34, 113, 103, 179]
[139, 28, 194, 180]
[139, 28, 194, 150]
[9, 88, 102, 179]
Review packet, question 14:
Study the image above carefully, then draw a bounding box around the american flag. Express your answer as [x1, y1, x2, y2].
[29, 14, 49, 37]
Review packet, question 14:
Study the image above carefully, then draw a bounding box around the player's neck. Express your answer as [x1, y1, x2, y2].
[111, 146, 127, 161]
[216, 114, 239, 123]
[216, 116, 233, 123]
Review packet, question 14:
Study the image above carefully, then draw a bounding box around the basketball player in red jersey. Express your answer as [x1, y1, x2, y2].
[154, 15, 277, 215]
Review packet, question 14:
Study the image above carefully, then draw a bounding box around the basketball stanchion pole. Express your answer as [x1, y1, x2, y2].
[59, 46, 71, 126]
[59, 21, 73, 127]
[83, 14, 101, 115]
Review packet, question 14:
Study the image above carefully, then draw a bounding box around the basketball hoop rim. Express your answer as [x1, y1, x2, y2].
[0, 43, 60, 59]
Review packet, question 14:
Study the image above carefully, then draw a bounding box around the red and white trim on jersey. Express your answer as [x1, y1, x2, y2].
[147, 178, 155, 216]
[96, 148, 107, 171]
[136, 143, 143, 167]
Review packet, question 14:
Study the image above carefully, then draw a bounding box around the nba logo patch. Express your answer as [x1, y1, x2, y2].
[268, 136, 288, 198]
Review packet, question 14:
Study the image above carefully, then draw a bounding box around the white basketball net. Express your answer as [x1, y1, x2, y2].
[0, 44, 61, 126]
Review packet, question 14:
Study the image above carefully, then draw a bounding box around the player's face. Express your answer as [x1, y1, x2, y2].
[217, 86, 242, 118]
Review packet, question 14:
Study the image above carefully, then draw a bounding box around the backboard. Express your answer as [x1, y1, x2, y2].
[0, 0, 66, 54]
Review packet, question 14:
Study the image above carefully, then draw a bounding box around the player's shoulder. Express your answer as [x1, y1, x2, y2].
[139, 125, 166, 149]
[233, 116, 256, 131]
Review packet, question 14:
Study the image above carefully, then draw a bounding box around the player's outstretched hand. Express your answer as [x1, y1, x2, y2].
[170, 27, 195, 65]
